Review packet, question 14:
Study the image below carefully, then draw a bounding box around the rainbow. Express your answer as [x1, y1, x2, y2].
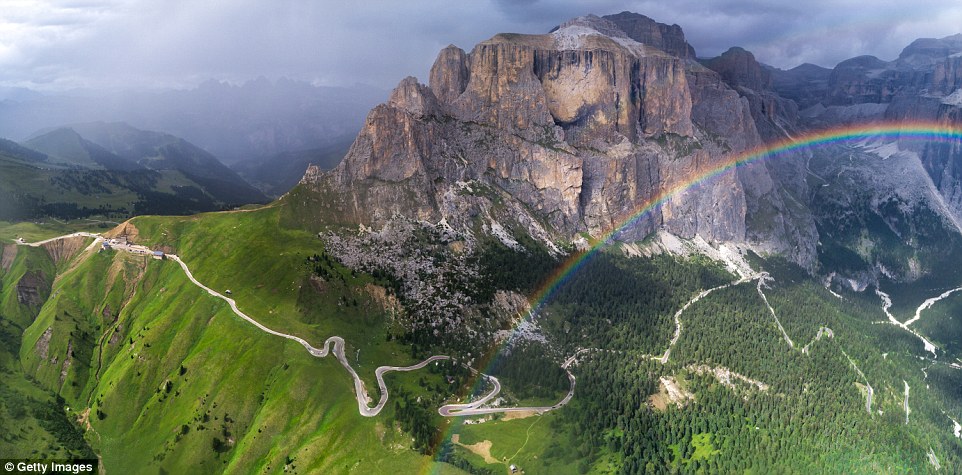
[426, 119, 962, 470]
[520, 120, 962, 323]
[525, 122, 962, 319]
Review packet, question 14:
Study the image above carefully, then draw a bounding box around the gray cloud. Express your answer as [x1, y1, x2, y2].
[2, 0, 961, 91]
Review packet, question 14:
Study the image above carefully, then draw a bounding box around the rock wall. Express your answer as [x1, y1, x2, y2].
[297, 13, 816, 262]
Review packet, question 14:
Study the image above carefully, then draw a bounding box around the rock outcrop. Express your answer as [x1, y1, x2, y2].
[701, 47, 773, 92]
[16, 271, 47, 307]
[1, 244, 17, 272]
[41, 235, 87, 265]
[700, 46, 816, 265]
[293, 13, 815, 262]
[602, 11, 696, 59]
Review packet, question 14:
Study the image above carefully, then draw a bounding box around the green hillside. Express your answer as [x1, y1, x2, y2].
[68, 122, 268, 205]
[2, 194, 961, 473]
[0, 242, 95, 461]
[4, 207, 468, 473]
[0, 125, 270, 221]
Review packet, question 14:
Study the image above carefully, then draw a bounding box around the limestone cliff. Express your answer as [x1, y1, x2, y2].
[701, 46, 817, 266]
[294, 13, 812, 264]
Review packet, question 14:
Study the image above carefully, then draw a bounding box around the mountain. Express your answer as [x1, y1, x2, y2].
[0, 78, 385, 164]
[64, 122, 268, 205]
[25, 127, 144, 172]
[3, 11, 962, 475]
[279, 14, 962, 469]
[232, 138, 352, 197]
[292, 13, 962, 294]
[0, 123, 268, 220]
[769, 62, 832, 109]
[294, 13, 815, 265]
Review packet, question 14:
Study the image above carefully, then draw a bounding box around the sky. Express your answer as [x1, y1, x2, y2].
[2, 0, 962, 91]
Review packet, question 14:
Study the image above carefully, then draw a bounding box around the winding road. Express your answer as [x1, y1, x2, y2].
[16, 232, 578, 418]
[16, 231, 100, 247]
[438, 350, 583, 417]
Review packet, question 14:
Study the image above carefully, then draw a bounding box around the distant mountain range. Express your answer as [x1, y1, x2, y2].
[0, 78, 384, 164]
[0, 122, 268, 220]
[232, 138, 353, 198]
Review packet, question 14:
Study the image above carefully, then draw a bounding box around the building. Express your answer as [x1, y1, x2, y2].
[152, 250, 165, 260]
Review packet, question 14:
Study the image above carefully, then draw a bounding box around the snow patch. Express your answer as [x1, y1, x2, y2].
[551, 25, 601, 50]
[550, 23, 647, 56]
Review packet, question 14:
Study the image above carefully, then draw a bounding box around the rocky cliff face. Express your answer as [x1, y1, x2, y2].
[699, 46, 815, 266]
[773, 33, 962, 225]
[290, 11, 962, 291]
[763, 33, 962, 285]
[602, 11, 696, 59]
[295, 13, 813, 263]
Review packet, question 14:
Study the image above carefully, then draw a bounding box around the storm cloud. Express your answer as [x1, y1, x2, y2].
[2, 0, 962, 91]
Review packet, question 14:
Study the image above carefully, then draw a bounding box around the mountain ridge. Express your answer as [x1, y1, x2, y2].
[295, 12, 817, 268]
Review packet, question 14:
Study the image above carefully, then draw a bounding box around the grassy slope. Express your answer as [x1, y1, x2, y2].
[454, 412, 584, 474]
[12, 207, 466, 473]
[0, 220, 111, 243]
[6, 200, 961, 473]
[0, 243, 94, 460]
[0, 154, 139, 208]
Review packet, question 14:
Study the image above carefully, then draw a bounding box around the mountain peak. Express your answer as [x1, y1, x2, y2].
[602, 11, 696, 58]
[701, 46, 773, 91]
[545, 11, 696, 59]
[553, 14, 629, 40]
[897, 33, 962, 68]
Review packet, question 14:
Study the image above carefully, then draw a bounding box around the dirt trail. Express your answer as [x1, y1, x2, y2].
[757, 273, 794, 348]
[655, 276, 755, 364]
